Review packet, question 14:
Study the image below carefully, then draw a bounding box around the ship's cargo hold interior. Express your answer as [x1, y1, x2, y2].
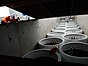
[0, 0, 88, 66]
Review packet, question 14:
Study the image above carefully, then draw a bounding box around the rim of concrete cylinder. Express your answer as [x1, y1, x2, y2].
[69, 18, 74, 20]
[66, 26, 80, 28]
[54, 27, 66, 30]
[67, 24, 79, 26]
[54, 26, 66, 29]
[38, 37, 64, 46]
[59, 42, 88, 58]
[60, 19, 66, 21]
[23, 49, 59, 60]
[66, 24, 78, 26]
[23, 49, 50, 58]
[47, 32, 64, 35]
[58, 22, 66, 25]
[66, 24, 77, 26]
[67, 23, 77, 24]
[66, 28, 80, 30]
[60, 17, 66, 19]
[65, 29, 83, 33]
[56, 24, 66, 26]
[46, 32, 64, 38]
[63, 33, 88, 41]
[66, 29, 82, 31]
[66, 22, 76, 24]
[51, 29, 65, 33]
[66, 21, 76, 23]
[55, 25, 66, 27]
